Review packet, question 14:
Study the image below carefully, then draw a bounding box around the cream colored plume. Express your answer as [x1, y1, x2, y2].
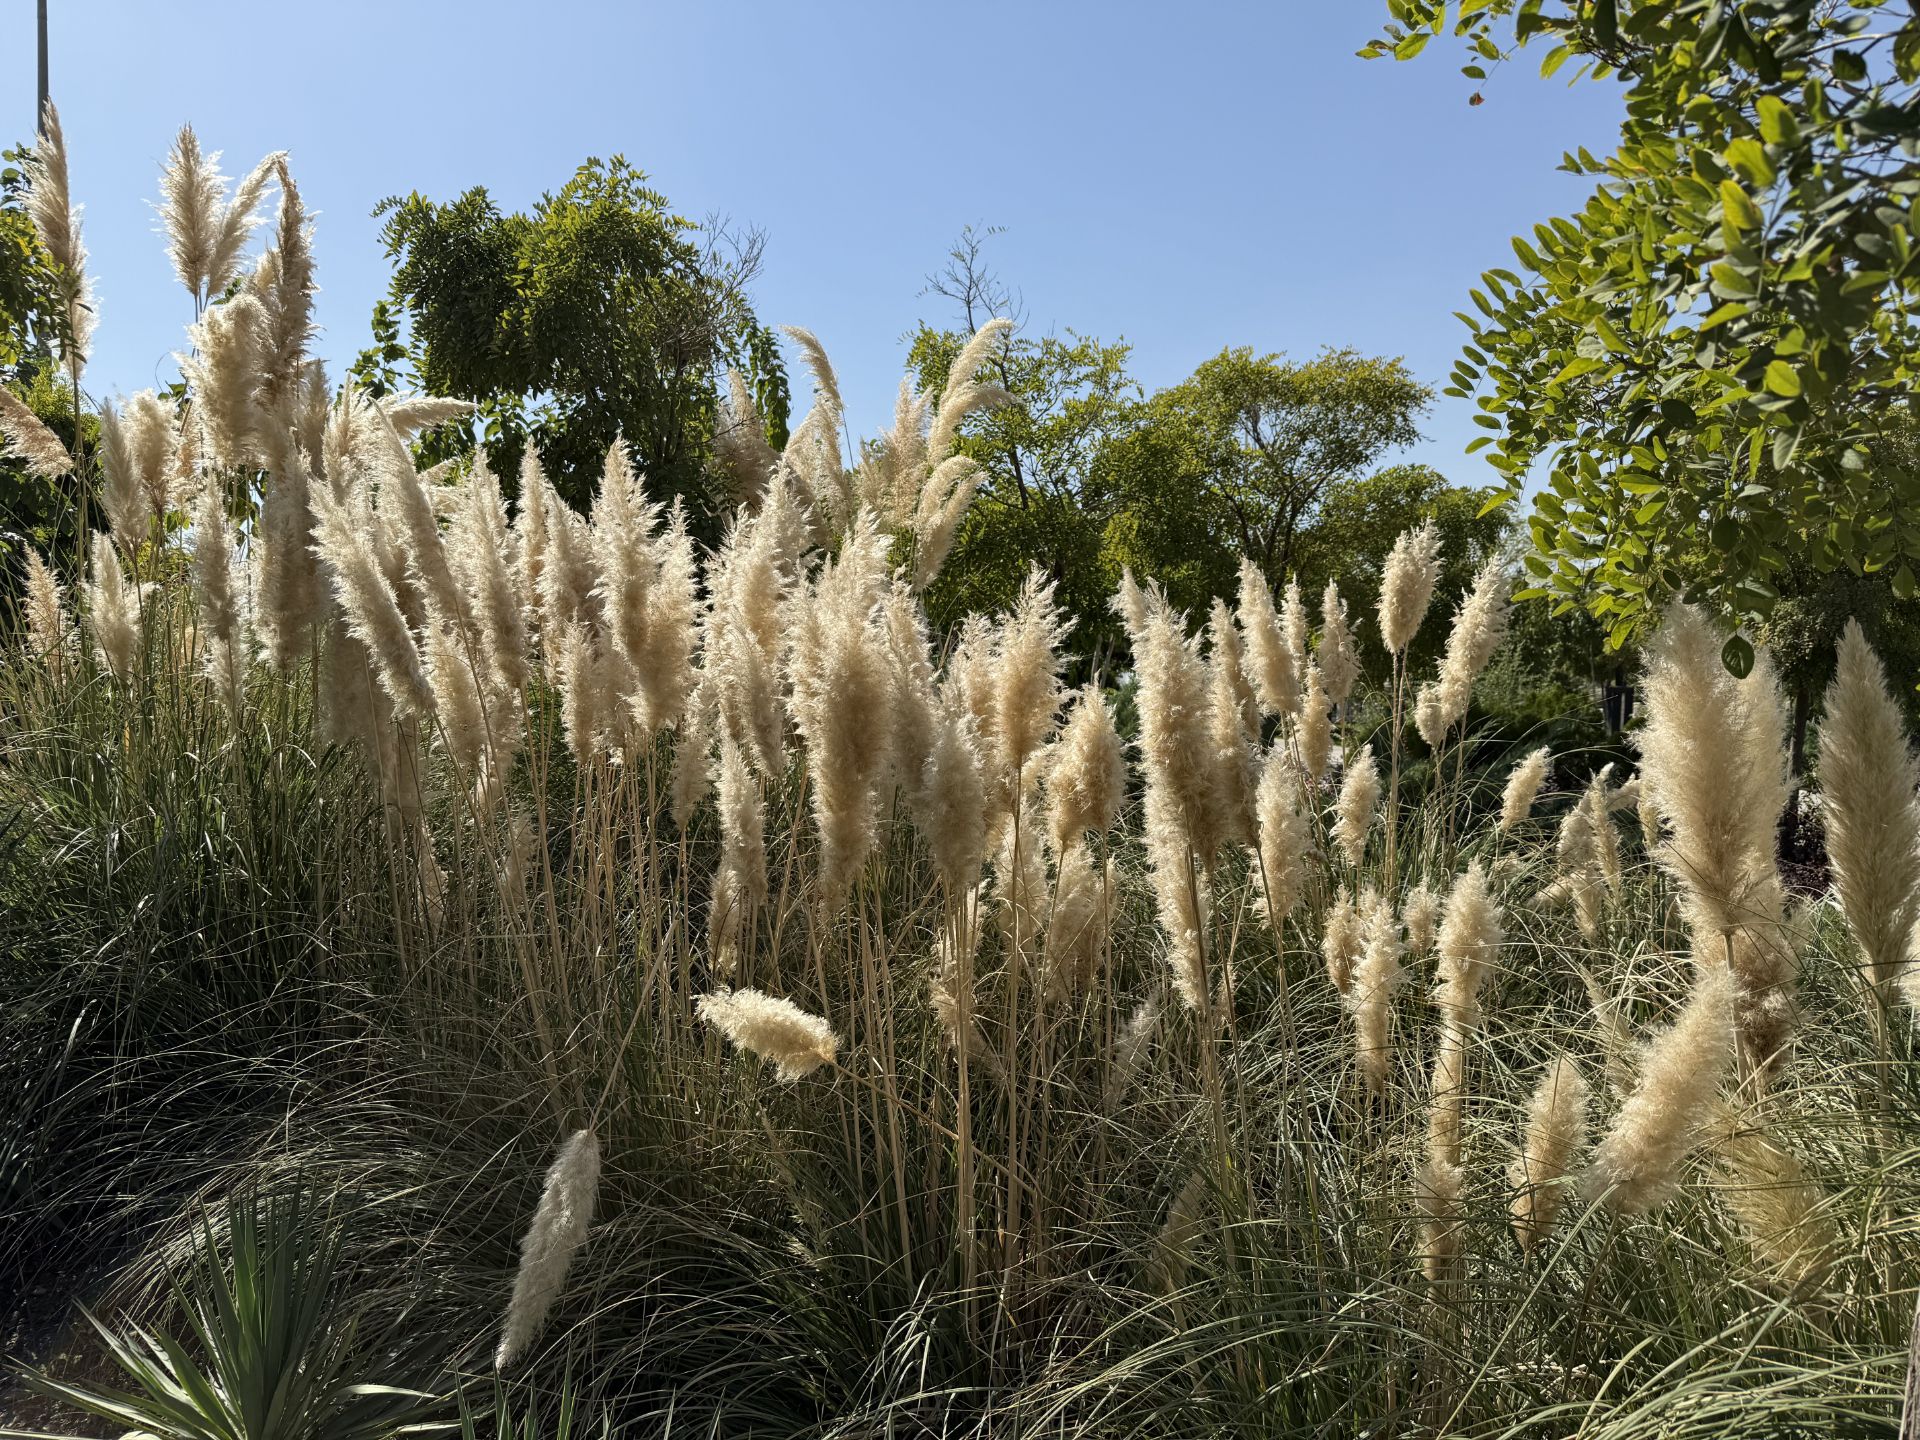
[0, 386, 72, 480]
[21, 549, 72, 666]
[1045, 681, 1128, 858]
[1347, 893, 1404, 1096]
[1298, 662, 1332, 780]
[1330, 744, 1380, 867]
[787, 512, 894, 907]
[1253, 745, 1312, 927]
[1497, 746, 1551, 833]
[495, 1128, 600, 1370]
[1237, 558, 1299, 720]
[697, 988, 840, 1081]
[1509, 1054, 1589, 1254]
[1414, 555, 1510, 746]
[24, 102, 92, 372]
[1638, 605, 1796, 1065]
[1585, 964, 1734, 1214]
[712, 369, 781, 507]
[1322, 887, 1364, 997]
[1434, 862, 1501, 1028]
[82, 531, 140, 682]
[181, 294, 269, 468]
[191, 482, 245, 712]
[1817, 620, 1920, 994]
[1318, 581, 1360, 705]
[1377, 519, 1442, 657]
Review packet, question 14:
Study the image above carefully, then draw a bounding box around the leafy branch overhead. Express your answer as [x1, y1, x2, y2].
[1369, 0, 1920, 660]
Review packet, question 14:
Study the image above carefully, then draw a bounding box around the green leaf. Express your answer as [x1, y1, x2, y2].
[1896, 565, 1917, 600]
[1724, 138, 1775, 189]
[1755, 96, 1797, 148]
[1718, 179, 1763, 231]
[1720, 634, 1755, 678]
[1762, 359, 1802, 397]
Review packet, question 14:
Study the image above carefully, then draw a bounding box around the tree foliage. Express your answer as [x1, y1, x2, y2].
[353, 157, 788, 532]
[1102, 347, 1433, 619]
[1370, 0, 1920, 657]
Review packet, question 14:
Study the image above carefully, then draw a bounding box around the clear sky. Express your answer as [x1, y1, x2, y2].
[3, 0, 1623, 481]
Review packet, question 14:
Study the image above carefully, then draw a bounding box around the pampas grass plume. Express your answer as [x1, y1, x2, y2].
[1509, 1055, 1589, 1254]
[0, 386, 72, 479]
[1498, 746, 1551, 833]
[1377, 519, 1442, 656]
[1331, 744, 1380, 867]
[1817, 619, 1920, 991]
[698, 988, 840, 1081]
[496, 1128, 601, 1370]
[1585, 963, 1735, 1214]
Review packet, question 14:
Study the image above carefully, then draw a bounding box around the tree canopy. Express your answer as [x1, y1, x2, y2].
[1370, 0, 1920, 667]
[352, 156, 788, 533]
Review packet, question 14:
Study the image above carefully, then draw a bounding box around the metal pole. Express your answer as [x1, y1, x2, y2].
[37, 0, 49, 129]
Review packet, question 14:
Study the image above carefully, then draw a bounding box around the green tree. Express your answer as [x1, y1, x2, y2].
[353, 157, 788, 531]
[1103, 348, 1433, 617]
[1371, 1, 1920, 660]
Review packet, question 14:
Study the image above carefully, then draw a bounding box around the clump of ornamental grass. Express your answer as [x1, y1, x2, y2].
[9, 109, 1920, 1440]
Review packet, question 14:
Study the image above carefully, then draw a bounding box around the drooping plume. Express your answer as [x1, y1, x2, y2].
[697, 989, 840, 1081]
[1497, 746, 1552, 833]
[496, 1129, 601, 1371]
[1585, 964, 1735, 1214]
[0, 387, 72, 480]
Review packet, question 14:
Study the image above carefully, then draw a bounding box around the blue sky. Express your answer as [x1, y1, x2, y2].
[4, 1, 1622, 480]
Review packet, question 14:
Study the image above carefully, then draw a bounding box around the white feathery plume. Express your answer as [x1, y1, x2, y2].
[1377, 519, 1443, 656]
[0, 386, 72, 480]
[1237, 558, 1299, 720]
[697, 988, 840, 1081]
[1817, 620, 1920, 994]
[495, 1129, 601, 1371]
[1318, 581, 1360, 706]
[82, 531, 140, 682]
[21, 549, 72, 666]
[1252, 744, 1312, 927]
[24, 103, 92, 372]
[1585, 964, 1735, 1214]
[1330, 744, 1380, 867]
[1414, 555, 1510, 746]
[1509, 1055, 1590, 1254]
[1497, 746, 1552, 833]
